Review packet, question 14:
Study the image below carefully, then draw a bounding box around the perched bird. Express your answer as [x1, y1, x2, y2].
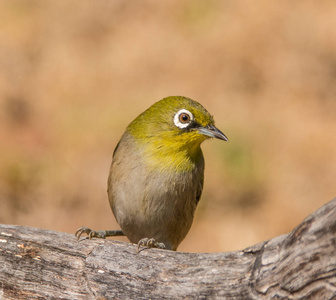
[76, 96, 228, 251]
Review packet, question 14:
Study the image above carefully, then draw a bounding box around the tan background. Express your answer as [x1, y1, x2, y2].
[1, 1, 335, 252]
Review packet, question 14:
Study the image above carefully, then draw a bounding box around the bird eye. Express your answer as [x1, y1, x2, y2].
[174, 109, 194, 129]
[179, 113, 190, 123]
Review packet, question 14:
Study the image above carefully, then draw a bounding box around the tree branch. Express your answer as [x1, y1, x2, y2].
[1, 198, 336, 299]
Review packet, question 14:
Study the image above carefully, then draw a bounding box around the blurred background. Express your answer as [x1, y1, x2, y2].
[1, 1, 335, 253]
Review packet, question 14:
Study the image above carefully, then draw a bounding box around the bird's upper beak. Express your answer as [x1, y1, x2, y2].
[197, 125, 228, 141]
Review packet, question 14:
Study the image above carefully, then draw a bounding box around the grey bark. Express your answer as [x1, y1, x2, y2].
[1, 198, 336, 299]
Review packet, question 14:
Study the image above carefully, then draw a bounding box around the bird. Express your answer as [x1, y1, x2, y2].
[76, 96, 228, 252]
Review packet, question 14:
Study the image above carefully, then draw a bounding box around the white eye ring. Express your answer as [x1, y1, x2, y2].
[174, 109, 194, 129]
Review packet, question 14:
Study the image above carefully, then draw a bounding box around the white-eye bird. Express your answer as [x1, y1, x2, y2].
[76, 96, 228, 251]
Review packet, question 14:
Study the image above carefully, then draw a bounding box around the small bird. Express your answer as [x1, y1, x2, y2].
[76, 96, 228, 251]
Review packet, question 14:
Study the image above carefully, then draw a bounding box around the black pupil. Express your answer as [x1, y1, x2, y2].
[180, 113, 189, 123]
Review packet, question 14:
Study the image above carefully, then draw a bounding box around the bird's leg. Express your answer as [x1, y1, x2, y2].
[137, 237, 166, 253]
[75, 226, 124, 240]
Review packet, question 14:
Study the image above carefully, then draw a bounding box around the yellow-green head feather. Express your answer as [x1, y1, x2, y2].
[127, 96, 227, 173]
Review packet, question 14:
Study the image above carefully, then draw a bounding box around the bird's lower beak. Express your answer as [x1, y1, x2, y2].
[197, 125, 228, 141]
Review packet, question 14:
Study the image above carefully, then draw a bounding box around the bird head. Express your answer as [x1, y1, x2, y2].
[127, 96, 228, 171]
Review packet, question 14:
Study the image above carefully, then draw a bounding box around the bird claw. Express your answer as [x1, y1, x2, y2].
[137, 237, 166, 253]
[75, 227, 107, 240]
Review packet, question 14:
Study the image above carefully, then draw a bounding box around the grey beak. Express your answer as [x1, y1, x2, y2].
[197, 125, 228, 141]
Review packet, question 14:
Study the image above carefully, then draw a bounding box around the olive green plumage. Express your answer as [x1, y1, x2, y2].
[76, 96, 227, 251]
[126, 96, 216, 173]
[108, 96, 227, 251]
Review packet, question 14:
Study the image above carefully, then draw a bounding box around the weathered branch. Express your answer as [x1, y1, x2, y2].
[1, 198, 336, 299]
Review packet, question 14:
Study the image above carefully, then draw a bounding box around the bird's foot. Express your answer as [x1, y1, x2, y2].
[137, 237, 166, 253]
[75, 227, 108, 240]
[75, 227, 125, 241]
